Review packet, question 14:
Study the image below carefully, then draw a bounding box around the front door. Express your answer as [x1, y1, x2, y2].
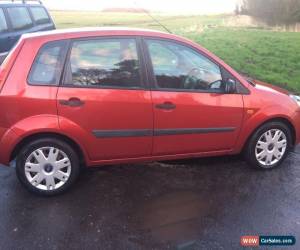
[57, 37, 153, 161]
[144, 38, 244, 156]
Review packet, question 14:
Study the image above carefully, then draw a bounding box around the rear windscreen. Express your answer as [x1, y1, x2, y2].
[30, 7, 50, 25]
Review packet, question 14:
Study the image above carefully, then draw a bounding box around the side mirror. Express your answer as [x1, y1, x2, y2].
[224, 78, 237, 94]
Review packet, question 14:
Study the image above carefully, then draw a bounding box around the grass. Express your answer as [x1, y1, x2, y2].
[51, 11, 300, 92]
[186, 28, 300, 92]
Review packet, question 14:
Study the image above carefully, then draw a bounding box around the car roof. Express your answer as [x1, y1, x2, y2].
[0, 3, 44, 7]
[21, 27, 192, 45]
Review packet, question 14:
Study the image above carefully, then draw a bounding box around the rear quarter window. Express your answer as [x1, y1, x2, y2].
[30, 7, 50, 25]
[7, 7, 33, 30]
[28, 41, 68, 85]
[0, 8, 8, 32]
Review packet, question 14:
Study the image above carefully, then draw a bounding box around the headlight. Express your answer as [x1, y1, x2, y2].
[289, 94, 300, 106]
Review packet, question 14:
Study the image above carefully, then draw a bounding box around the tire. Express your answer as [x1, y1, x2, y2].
[16, 138, 80, 196]
[244, 121, 292, 170]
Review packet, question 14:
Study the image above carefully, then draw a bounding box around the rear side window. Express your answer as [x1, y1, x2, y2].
[28, 41, 68, 85]
[7, 7, 33, 30]
[0, 8, 8, 32]
[30, 7, 50, 25]
[64, 38, 142, 89]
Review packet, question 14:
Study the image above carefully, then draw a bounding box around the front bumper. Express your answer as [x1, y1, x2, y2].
[293, 110, 300, 146]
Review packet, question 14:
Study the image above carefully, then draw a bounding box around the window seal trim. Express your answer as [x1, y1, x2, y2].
[60, 36, 149, 90]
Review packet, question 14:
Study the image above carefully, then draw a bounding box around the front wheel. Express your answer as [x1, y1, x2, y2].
[244, 121, 292, 169]
[16, 138, 80, 196]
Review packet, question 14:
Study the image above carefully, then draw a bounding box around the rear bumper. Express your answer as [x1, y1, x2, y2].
[0, 52, 8, 65]
[0, 128, 18, 166]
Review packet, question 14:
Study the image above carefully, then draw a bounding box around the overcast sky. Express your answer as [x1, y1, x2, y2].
[43, 0, 238, 14]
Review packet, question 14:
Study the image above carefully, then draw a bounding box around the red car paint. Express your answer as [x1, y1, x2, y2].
[0, 28, 299, 167]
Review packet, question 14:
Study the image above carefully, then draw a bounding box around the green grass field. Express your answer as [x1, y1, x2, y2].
[51, 11, 300, 92]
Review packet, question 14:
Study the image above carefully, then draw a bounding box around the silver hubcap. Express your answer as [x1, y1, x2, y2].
[255, 129, 287, 167]
[25, 147, 71, 191]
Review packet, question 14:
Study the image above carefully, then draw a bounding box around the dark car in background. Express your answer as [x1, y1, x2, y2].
[0, 0, 55, 64]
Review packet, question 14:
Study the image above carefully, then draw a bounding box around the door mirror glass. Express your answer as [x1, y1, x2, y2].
[224, 78, 237, 94]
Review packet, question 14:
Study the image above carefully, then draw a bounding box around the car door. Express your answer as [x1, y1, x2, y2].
[5, 6, 34, 52]
[143, 38, 244, 156]
[57, 37, 153, 161]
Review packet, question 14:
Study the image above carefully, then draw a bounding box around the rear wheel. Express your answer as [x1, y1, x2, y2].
[244, 121, 292, 169]
[16, 138, 80, 196]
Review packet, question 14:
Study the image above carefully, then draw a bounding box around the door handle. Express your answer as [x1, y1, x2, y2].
[59, 98, 85, 107]
[155, 102, 176, 110]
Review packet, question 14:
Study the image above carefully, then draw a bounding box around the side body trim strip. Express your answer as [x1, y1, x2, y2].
[92, 127, 236, 138]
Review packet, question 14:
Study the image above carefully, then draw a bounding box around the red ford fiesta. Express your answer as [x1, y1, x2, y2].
[0, 28, 299, 195]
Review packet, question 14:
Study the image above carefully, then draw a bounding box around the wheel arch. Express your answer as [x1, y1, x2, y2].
[241, 117, 296, 153]
[10, 132, 87, 167]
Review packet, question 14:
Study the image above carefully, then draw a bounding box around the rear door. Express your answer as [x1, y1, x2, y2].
[5, 6, 34, 51]
[57, 37, 153, 161]
[143, 38, 244, 156]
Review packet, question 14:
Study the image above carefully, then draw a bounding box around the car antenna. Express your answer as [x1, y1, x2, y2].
[132, 1, 173, 34]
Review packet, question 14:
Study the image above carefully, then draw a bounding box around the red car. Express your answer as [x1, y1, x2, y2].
[0, 28, 300, 195]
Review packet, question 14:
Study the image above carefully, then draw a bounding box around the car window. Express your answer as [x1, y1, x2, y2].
[30, 7, 50, 25]
[28, 41, 67, 85]
[0, 8, 8, 32]
[7, 7, 33, 30]
[64, 38, 141, 88]
[146, 39, 223, 92]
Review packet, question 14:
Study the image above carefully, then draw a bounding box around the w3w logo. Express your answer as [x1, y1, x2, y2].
[240, 236, 260, 247]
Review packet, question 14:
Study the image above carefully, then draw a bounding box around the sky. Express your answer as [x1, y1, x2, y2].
[43, 0, 238, 14]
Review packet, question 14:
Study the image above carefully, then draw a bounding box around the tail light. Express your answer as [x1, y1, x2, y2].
[0, 72, 7, 94]
[0, 38, 25, 93]
[0, 59, 8, 91]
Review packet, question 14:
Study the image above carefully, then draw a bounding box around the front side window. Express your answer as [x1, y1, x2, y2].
[0, 8, 8, 32]
[7, 7, 33, 30]
[64, 38, 141, 88]
[28, 41, 67, 85]
[30, 7, 50, 25]
[146, 39, 223, 92]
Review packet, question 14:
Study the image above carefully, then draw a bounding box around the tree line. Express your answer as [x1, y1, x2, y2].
[237, 0, 300, 25]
